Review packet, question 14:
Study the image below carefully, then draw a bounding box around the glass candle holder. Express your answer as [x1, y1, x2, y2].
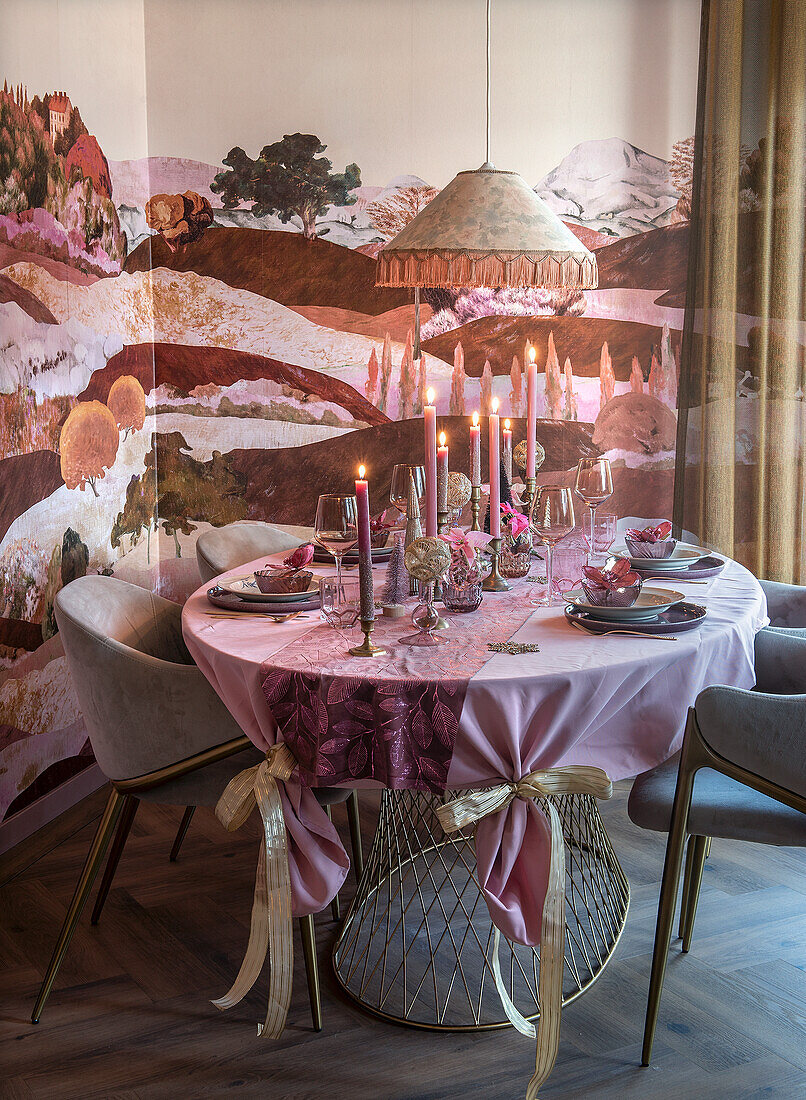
[441, 578, 483, 612]
[499, 531, 532, 579]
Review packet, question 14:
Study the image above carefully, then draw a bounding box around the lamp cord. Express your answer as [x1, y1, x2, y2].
[485, 0, 492, 167]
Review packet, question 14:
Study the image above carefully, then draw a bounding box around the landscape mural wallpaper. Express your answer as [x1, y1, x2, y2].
[0, 0, 706, 834]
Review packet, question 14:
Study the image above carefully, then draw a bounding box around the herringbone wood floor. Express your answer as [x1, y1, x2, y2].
[2, 783, 806, 1099]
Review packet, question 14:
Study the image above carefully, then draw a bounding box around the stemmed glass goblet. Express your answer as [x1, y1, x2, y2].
[530, 486, 576, 606]
[314, 494, 358, 592]
[390, 464, 426, 524]
[574, 457, 613, 565]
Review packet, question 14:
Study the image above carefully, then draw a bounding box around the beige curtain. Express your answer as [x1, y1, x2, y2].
[674, 0, 806, 582]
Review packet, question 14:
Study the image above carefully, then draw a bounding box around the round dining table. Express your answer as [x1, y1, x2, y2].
[182, 545, 766, 1087]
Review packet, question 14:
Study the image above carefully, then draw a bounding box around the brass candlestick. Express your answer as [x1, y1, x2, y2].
[470, 486, 482, 531]
[437, 508, 450, 535]
[348, 617, 387, 657]
[520, 476, 537, 514]
[482, 537, 509, 592]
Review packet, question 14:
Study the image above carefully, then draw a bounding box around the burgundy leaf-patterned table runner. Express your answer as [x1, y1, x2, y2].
[260, 589, 538, 793]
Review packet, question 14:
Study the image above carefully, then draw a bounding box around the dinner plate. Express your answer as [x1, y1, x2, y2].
[630, 554, 726, 581]
[563, 587, 686, 622]
[613, 542, 711, 571]
[217, 573, 318, 603]
[565, 601, 707, 635]
[312, 544, 393, 565]
[207, 587, 320, 614]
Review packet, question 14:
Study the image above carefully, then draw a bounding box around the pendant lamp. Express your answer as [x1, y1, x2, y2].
[376, 0, 597, 292]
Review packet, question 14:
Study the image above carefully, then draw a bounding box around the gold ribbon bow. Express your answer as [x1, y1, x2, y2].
[212, 742, 297, 1037]
[437, 765, 613, 1100]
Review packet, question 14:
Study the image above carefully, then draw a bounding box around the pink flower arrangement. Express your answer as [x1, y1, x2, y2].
[284, 543, 315, 569]
[582, 556, 642, 591]
[440, 527, 491, 564]
[500, 502, 530, 540]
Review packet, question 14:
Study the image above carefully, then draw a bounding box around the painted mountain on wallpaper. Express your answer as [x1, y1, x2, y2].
[535, 138, 682, 236]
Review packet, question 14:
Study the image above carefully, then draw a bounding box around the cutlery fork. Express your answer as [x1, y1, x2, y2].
[569, 621, 678, 641]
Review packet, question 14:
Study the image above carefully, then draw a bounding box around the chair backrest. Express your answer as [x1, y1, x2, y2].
[759, 579, 806, 628]
[55, 575, 245, 781]
[196, 521, 312, 584]
[694, 684, 806, 805]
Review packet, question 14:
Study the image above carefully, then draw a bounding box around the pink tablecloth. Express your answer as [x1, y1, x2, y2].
[183, 554, 767, 941]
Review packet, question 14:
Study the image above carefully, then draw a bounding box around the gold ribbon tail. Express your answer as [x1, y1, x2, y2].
[438, 765, 613, 1099]
[211, 743, 297, 1039]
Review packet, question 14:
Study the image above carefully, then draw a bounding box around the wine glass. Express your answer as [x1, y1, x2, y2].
[529, 486, 576, 606]
[314, 494, 358, 591]
[390, 464, 425, 523]
[582, 510, 617, 565]
[574, 458, 613, 564]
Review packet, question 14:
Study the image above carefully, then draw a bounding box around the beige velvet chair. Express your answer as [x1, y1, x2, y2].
[196, 521, 315, 585]
[32, 575, 360, 1032]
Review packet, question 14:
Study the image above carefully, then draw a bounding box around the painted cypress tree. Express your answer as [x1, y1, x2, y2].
[599, 341, 616, 411]
[509, 355, 522, 417]
[366, 347, 379, 404]
[479, 359, 493, 416]
[563, 357, 578, 420]
[630, 355, 644, 394]
[545, 331, 563, 420]
[398, 329, 415, 419]
[378, 332, 392, 414]
[450, 341, 466, 415]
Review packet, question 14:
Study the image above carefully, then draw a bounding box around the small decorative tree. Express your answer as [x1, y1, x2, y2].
[59, 400, 119, 497]
[381, 532, 409, 617]
[545, 331, 563, 420]
[212, 133, 361, 240]
[479, 359, 493, 417]
[563, 357, 578, 420]
[630, 355, 644, 394]
[509, 355, 522, 417]
[378, 332, 392, 414]
[450, 342, 466, 415]
[599, 341, 616, 411]
[398, 330, 415, 419]
[365, 347, 379, 405]
[107, 374, 146, 438]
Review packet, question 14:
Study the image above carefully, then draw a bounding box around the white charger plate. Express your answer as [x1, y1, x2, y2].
[614, 542, 711, 571]
[217, 573, 318, 603]
[563, 587, 687, 622]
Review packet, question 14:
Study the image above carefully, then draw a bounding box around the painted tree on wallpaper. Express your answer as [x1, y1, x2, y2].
[211, 133, 361, 240]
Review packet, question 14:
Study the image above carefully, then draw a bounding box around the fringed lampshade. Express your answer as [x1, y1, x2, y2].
[376, 165, 598, 290]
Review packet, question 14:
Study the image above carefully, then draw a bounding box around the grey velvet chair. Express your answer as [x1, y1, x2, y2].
[196, 521, 315, 586]
[32, 575, 361, 1032]
[630, 618, 806, 1065]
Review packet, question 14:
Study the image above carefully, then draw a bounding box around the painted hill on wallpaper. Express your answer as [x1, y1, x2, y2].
[535, 138, 682, 237]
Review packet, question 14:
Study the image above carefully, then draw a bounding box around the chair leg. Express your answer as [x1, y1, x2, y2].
[642, 730, 697, 1067]
[324, 806, 340, 922]
[91, 795, 139, 924]
[298, 915, 322, 1031]
[680, 834, 708, 953]
[678, 835, 694, 939]
[170, 806, 196, 862]
[347, 790, 363, 881]
[32, 788, 125, 1024]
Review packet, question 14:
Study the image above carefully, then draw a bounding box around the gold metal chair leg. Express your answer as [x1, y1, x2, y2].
[32, 788, 125, 1024]
[91, 795, 139, 924]
[642, 723, 697, 1067]
[299, 914, 322, 1031]
[324, 805, 340, 922]
[170, 805, 196, 862]
[680, 834, 708, 953]
[346, 790, 363, 880]
[678, 834, 694, 939]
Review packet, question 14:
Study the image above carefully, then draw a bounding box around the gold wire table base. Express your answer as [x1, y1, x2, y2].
[333, 789, 629, 1030]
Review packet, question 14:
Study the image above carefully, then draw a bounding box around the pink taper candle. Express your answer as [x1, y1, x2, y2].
[355, 464, 374, 621]
[424, 387, 438, 537]
[469, 411, 481, 487]
[489, 397, 500, 538]
[526, 344, 537, 479]
[502, 418, 513, 485]
[437, 431, 449, 514]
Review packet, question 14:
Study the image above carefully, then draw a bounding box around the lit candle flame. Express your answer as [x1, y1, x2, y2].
[439, 431, 446, 447]
[529, 344, 536, 364]
[358, 464, 366, 479]
[426, 387, 435, 405]
[492, 397, 499, 413]
[472, 411, 479, 427]
[504, 419, 511, 430]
